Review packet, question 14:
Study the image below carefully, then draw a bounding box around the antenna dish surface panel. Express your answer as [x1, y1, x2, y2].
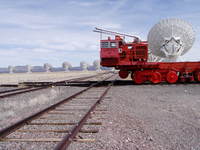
[147, 18, 195, 59]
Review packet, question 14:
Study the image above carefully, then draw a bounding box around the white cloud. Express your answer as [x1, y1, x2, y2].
[32, 48, 52, 53]
[0, 0, 199, 67]
[78, 21, 121, 30]
[67, 1, 101, 7]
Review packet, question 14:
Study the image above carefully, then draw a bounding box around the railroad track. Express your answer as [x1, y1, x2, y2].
[0, 72, 112, 99]
[0, 73, 116, 149]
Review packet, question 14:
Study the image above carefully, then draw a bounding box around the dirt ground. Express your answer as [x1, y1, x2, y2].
[0, 74, 200, 149]
[90, 83, 200, 150]
[0, 71, 100, 84]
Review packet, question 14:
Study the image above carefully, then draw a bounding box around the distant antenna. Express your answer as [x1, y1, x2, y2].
[93, 27, 140, 41]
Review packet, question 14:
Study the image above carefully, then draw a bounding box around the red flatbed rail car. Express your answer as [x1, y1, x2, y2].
[99, 35, 200, 84]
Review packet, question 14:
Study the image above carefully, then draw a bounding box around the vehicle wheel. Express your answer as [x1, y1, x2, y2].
[150, 72, 162, 84]
[118, 70, 129, 79]
[132, 71, 145, 84]
[194, 71, 200, 82]
[166, 71, 178, 83]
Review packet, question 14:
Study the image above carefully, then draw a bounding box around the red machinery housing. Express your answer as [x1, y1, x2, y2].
[96, 28, 200, 84]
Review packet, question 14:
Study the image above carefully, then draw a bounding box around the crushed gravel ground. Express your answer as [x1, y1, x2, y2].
[0, 72, 113, 149]
[0, 87, 19, 92]
[1, 75, 199, 150]
[0, 86, 85, 130]
[70, 83, 199, 150]
[0, 72, 111, 130]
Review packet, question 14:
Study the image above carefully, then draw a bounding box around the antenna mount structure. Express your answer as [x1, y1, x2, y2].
[93, 27, 140, 41]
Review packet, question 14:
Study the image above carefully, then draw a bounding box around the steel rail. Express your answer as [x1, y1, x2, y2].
[0, 72, 112, 99]
[0, 74, 114, 138]
[0, 87, 48, 99]
[54, 81, 115, 150]
[20, 73, 107, 87]
[0, 87, 31, 94]
[53, 71, 110, 86]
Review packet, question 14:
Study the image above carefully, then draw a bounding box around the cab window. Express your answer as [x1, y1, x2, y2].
[128, 46, 132, 49]
[101, 42, 109, 48]
[110, 42, 117, 48]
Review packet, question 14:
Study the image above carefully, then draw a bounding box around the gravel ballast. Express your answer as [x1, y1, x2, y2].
[76, 83, 199, 150]
[0, 72, 113, 149]
[0, 86, 85, 130]
[0, 74, 199, 149]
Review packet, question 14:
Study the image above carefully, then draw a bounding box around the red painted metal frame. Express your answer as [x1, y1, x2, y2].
[100, 36, 200, 84]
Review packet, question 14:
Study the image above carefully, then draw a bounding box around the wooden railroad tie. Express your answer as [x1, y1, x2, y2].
[28, 122, 102, 125]
[16, 129, 99, 133]
[0, 138, 95, 142]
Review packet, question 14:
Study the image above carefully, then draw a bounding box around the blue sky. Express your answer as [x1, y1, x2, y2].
[0, 0, 200, 67]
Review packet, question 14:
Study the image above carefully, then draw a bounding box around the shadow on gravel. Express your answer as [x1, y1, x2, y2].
[63, 80, 200, 87]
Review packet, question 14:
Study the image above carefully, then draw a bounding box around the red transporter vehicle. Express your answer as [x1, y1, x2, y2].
[94, 28, 200, 84]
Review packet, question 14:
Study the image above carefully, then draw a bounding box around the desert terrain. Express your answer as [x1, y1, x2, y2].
[0, 72, 199, 150]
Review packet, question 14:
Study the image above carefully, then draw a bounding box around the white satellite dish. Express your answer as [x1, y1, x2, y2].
[147, 18, 195, 62]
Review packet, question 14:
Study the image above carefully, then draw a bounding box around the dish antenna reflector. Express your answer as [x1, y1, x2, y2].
[147, 18, 195, 61]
